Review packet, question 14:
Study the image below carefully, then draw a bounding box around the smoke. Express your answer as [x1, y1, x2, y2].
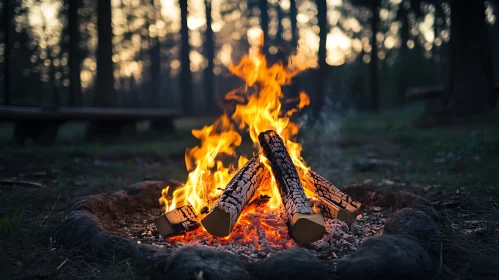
[300, 93, 353, 181]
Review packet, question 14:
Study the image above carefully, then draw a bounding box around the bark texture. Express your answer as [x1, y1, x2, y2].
[259, 131, 314, 216]
[258, 130, 326, 244]
[298, 169, 363, 224]
[155, 204, 200, 237]
[202, 154, 268, 237]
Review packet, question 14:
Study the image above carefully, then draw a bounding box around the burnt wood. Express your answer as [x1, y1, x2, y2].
[298, 168, 363, 224]
[154, 204, 200, 237]
[201, 153, 268, 237]
[258, 130, 326, 244]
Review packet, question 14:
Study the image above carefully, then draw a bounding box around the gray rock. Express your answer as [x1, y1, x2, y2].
[383, 207, 440, 247]
[411, 203, 441, 222]
[257, 247, 327, 280]
[336, 235, 435, 280]
[162, 246, 250, 280]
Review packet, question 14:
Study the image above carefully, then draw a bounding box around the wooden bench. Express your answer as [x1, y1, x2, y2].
[0, 106, 181, 144]
[406, 85, 499, 101]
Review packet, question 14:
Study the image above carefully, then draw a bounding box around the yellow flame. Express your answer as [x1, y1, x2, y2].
[160, 38, 311, 216]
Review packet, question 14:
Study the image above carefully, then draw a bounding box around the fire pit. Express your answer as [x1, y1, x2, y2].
[56, 181, 438, 279]
[56, 43, 440, 279]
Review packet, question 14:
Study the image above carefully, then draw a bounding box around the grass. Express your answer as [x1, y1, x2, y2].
[1, 107, 498, 279]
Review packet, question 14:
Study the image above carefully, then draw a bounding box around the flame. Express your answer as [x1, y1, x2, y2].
[160, 37, 311, 243]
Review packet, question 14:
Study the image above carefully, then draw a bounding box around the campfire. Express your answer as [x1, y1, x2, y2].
[155, 40, 363, 245]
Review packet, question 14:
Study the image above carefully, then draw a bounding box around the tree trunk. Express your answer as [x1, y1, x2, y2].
[314, 0, 328, 118]
[445, 0, 496, 116]
[204, 0, 215, 115]
[369, 0, 380, 112]
[259, 0, 269, 54]
[95, 0, 116, 107]
[179, 0, 192, 115]
[68, 0, 82, 106]
[289, 0, 298, 52]
[149, 38, 161, 108]
[276, 3, 284, 47]
[396, 4, 409, 106]
[3, 0, 11, 105]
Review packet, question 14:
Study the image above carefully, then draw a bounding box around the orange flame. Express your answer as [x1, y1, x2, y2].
[160, 39, 311, 241]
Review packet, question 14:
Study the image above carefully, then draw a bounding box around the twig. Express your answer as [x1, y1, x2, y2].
[0, 180, 45, 188]
[56, 258, 68, 271]
[439, 241, 443, 269]
[51, 193, 62, 210]
[40, 193, 62, 226]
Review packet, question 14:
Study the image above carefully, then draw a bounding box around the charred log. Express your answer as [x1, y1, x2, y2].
[201, 153, 268, 237]
[298, 169, 363, 224]
[258, 130, 326, 244]
[155, 205, 200, 237]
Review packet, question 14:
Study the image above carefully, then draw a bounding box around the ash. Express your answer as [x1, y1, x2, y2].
[112, 208, 385, 262]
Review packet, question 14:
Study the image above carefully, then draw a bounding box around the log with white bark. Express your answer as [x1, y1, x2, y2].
[154, 204, 200, 237]
[258, 130, 326, 244]
[298, 168, 363, 224]
[201, 153, 269, 237]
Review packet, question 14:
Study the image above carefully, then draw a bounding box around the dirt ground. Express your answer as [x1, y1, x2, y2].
[1, 109, 498, 279]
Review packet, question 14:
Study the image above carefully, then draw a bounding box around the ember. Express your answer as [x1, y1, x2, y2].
[156, 38, 362, 245]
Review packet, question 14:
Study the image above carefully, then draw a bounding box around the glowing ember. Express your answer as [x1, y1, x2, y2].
[159, 39, 312, 245]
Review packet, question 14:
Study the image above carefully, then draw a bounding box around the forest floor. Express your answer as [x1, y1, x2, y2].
[0, 107, 498, 279]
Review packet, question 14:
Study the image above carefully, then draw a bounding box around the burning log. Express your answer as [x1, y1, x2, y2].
[155, 205, 200, 237]
[258, 130, 326, 244]
[298, 168, 363, 224]
[201, 153, 268, 237]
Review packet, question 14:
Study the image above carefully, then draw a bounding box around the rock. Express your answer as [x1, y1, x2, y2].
[384, 207, 440, 246]
[336, 235, 435, 280]
[257, 247, 327, 280]
[161, 246, 250, 280]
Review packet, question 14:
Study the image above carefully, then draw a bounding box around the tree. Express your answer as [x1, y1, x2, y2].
[275, 2, 284, 47]
[180, 0, 192, 114]
[259, 0, 269, 52]
[368, 0, 380, 112]
[289, 0, 298, 51]
[95, 0, 116, 107]
[349, 0, 381, 112]
[148, 0, 161, 108]
[314, 0, 328, 117]
[67, 0, 82, 106]
[204, 0, 215, 115]
[3, 0, 11, 105]
[444, 0, 496, 116]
